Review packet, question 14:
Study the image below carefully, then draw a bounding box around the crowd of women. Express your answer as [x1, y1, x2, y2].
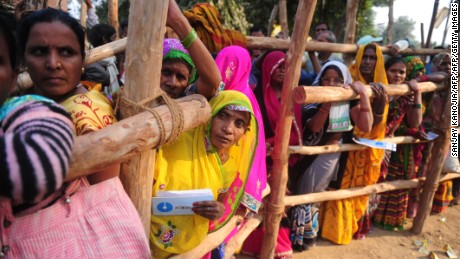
[0, 0, 454, 258]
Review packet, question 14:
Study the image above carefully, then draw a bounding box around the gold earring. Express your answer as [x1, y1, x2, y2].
[82, 67, 85, 73]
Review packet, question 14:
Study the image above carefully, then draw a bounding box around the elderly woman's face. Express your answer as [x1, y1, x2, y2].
[437, 56, 451, 74]
[160, 59, 191, 98]
[24, 21, 83, 101]
[360, 48, 377, 78]
[210, 108, 250, 152]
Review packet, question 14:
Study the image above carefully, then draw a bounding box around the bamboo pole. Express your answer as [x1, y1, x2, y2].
[386, 0, 394, 44]
[80, 0, 87, 28]
[267, 4, 279, 36]
[288, 136, 425, 155]
[421, 23, 425, 50]
[343, 0, 359, 65]
[66, 95, 211, 180]
[278, 0, 288, 38]
[108, 0, 119, 39]
[441, 0, 452, 47]
[425, 0, 440, 48]
[412, 89, 452, 234]
[15, 38, 446, 91]
[170, 216, 244, 259]
[119, 0, 168, 237]
[260, 0, 317, 257]
[284, 173, 460, 207]
[224, 214, 264, 258]
[292, 81, 447, 105]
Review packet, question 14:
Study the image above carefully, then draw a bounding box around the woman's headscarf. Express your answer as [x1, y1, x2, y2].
[403, 56, 425, 80]
[312, 60, 353, 86]
[261, 51, 303, 145]
[151, 90, 258, 256]
[215, 46, 267, 213]
[163, 38, 197, 83]
[349, 43, 388, 85]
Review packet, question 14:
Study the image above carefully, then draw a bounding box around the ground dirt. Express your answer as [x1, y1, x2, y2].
[237, 205, 460, 259]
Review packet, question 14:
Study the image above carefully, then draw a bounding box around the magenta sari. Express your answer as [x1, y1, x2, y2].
[215, 46, 267, 213]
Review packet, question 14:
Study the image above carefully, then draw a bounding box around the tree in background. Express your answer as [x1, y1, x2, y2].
[95, 0, 129, 25]
[377, 16, 420, 47]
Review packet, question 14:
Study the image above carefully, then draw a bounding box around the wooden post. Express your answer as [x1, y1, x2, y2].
[268, 4, 279, 36]
[119, 0, 168, 237]
[108, 0, 119, 39]
[343, 0, 359, 65]
[441, 0, 452, 47]
[425, 0, 439, 48]
[412, 89, 452, 234]
[278, 0, 288, 38]
[292, 82, 447, 104]
[421, 23, 425, 51]
[260, 0, 317, 257]
[386, 0, 394, 44]
[80, 0, 87, 28]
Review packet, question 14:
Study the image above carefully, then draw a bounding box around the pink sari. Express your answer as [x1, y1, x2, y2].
[216, 46, 267, 213]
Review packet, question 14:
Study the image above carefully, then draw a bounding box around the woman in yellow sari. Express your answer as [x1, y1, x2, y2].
[320, 43, 389, 244]
[151, 90, 258, 258]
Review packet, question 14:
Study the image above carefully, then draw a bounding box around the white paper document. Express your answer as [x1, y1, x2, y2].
[426, 131, 439, 141]
[152, 189, 214, 216]
[352, 137, 397, 151]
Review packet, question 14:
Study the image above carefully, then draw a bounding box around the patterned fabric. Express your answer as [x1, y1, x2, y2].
[163, 38, 197, 84]
[60, 82, 117, 135]
[151, 91, 258, 257]
[0, 96, 74, 206]
[320, 44, 389, 244]
[0, 178, 150, 258]
[403, 56, 425, 81]
[183, 3, 247, 53]
[216, 46, 267, 213]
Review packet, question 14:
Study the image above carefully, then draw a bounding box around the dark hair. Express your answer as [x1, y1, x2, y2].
[17, 8, 86, 61]
[385, 56, 404, 71]
[88, 23, 116, 47]
[120, 20, 128, 30]
[249, 25, 267, 36]
[0, 16, 17, 69]
[320, 65, 344, 80]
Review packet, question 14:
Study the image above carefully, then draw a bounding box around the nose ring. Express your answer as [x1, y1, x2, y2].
[56, 62, 62, 69]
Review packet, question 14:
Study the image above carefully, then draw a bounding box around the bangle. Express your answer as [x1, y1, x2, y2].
[319, 108, 329, 113]
[360, 107, 371, 112]
[373, 112, 384, 117]
[181, 28, 198, 49]
[412, 103, 422, 109]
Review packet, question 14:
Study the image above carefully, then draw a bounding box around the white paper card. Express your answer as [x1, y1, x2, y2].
[426, 131, 439, 141]
[353, 137, 397, 151]
[152, 189, 214, 216]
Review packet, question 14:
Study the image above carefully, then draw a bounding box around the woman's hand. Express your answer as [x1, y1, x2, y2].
[348, 81, 368, 95]
[370, 82, 388, 114]
[406, 79, 421, 93]
[192, 200, 225, 220]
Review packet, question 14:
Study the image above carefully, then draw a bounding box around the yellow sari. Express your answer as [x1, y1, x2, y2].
[151, 90, 257, 258]
[320, 44, 389, 244]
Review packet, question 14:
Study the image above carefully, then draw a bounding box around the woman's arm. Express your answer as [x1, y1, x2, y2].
[370, 83, 388, 126]
[304, 102, 331, 133]
[405, 79, 423, 128]
[166, 0, 221, 99]
[349, 81, 373, 132]
[0, 101, 74, 205]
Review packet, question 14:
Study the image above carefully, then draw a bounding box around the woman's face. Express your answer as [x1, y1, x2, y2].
[210, 108, 250, 152]
[386, 62, 406, 84]
[437, 56, 451, 74]
[0, 36, 16, 105]
[270, 62, 285, 88]
[359, 48, 377, 78]
[320, 68, 343, 86]
[160, 59, 191, 98]
[24, 21, 83, 101]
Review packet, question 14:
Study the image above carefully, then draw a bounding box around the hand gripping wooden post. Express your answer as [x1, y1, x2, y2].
[260, 0, 317, 257]
[119, 0, 168, 238]
[412, 86, 452, 234]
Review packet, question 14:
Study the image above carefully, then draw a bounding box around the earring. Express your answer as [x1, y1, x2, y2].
[82, 67, 85, 73]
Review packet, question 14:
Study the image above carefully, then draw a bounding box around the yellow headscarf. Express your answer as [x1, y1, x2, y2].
[150, 90, 258, 257]
[349, 43, 388, 85]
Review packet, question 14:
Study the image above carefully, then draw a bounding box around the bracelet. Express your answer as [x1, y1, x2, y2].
[319, 107, 329, 113]
[412, 103, 422, 109]
[181, 28, 198, 49]
[373, 112, 384, 117]
[360, 107, 371, 112]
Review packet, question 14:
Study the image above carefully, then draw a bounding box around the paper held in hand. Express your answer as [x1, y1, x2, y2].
[352, 137, 397, 151]
[152, 189, 214, 216]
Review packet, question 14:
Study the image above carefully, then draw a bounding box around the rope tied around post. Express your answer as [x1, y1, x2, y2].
[115, 89, 185, 146]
